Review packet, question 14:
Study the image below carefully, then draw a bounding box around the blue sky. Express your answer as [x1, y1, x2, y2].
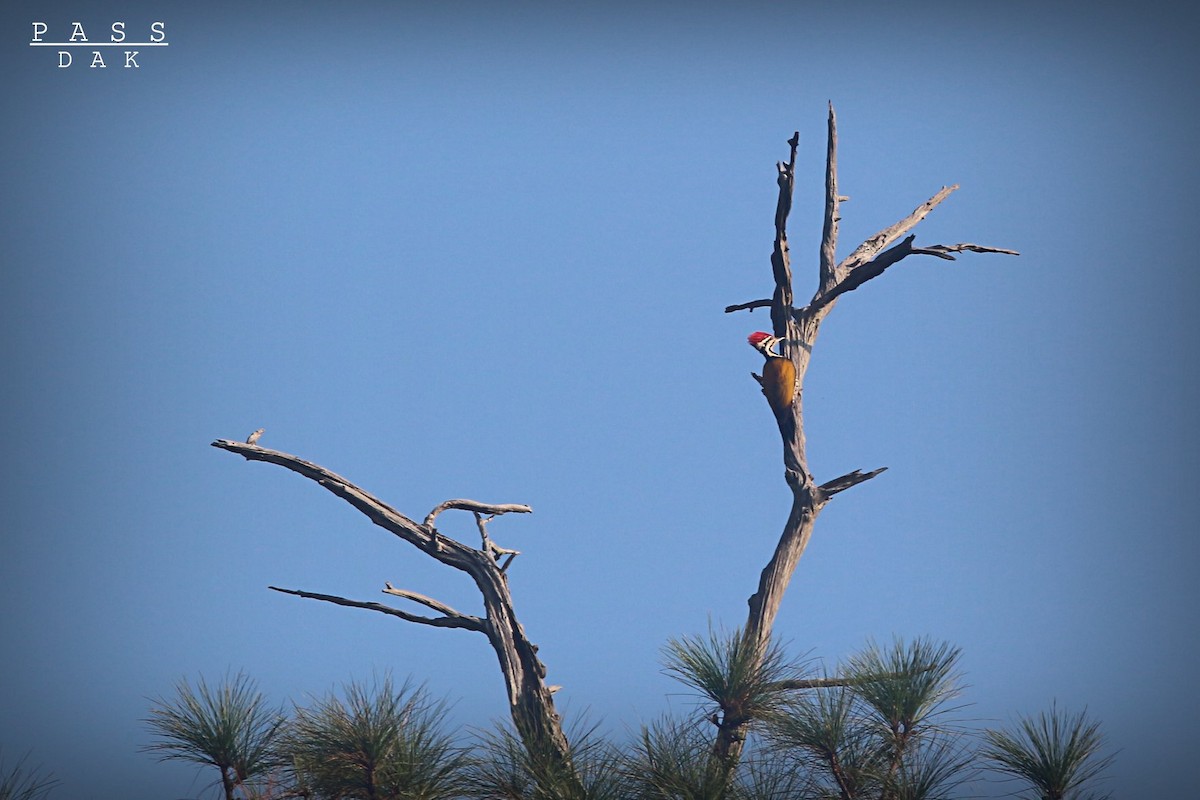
[2, 2, 1196, 797]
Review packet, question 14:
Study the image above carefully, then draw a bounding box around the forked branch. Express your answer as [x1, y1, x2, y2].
[269, 585, 484, 631]
[836, 185, 960, 274]
[810, 233, 1019, 311]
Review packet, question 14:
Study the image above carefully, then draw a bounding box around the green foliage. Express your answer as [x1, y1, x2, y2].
[843, 638, 963, 738]
[287, 674, 467, 800]
[630, 717, 726, 800]
[981, 703, 1113, 800]
[734, 749, 816, 800]
[628, 717, 813, 800]
[763, 637, 968, 800]
[464, 717, 627, 800]
[886, 737, 974, 800]
[661, 625, 806, 727]
[768, 685, 881, 798]
[658, 632, 971, 800]
[0, 752, 59, 800]
[142, 671, 287, 800]
[462, 722, 537, 800]
[142, 645, 1115, 800]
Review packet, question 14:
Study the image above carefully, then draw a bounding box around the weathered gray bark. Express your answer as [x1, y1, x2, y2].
[715, 104, 1017, 773]
[210, 439, 577, 787]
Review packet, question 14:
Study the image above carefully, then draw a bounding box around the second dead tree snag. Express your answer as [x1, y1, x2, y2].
[717, 104, 1017, 772]
[209, 438, 580, 791]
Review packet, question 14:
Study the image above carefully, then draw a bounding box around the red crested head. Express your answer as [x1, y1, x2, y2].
[747, 331, 773, 347]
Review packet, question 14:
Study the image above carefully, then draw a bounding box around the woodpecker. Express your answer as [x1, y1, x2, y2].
[747, 331, 796, 420]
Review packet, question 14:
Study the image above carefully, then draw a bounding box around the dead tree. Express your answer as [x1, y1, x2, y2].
[715, 104, 1017, 771]
[209, 440, 578, 787]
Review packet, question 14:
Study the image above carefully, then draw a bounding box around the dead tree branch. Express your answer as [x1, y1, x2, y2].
[772, 663, 937, 692]
[772, 675, 859, 691]
[382, 582, 483, 626]
[269, 585, 484, 631]
[835, 185, 960, 276]
[809, 233, 1019, 311]
[724, 298, 773, 314]
[211, 438, 575, 784]
[819, 467, 889, 498]
[473, 512, 522, 571]
[425, 499, 533, 529]
[818, 105, 841, 295]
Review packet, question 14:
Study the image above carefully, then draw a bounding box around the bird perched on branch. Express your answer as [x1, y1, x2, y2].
[747, 331, 796, 420]
[246, 428, 264, 445]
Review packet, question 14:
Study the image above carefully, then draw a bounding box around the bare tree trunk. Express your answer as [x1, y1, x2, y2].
[210, 440, 578, 789]
[220, 766, 236, 800]
[715, 104, 1017, 775]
